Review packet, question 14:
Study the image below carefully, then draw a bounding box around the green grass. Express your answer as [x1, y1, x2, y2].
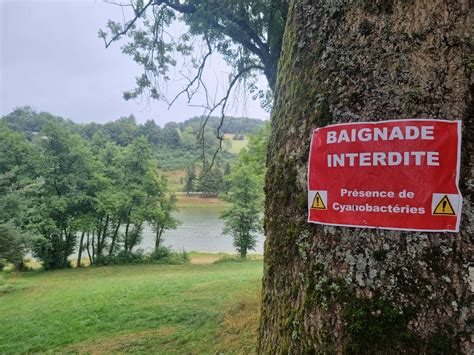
[162, 169, 186, 193]
[176, 194, 230, 208]
[224, 134, 249, 154]
[0, 261, 263, 354]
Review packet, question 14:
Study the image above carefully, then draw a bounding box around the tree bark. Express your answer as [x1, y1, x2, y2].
[91, 234, 96, 262]
[124, 207, 132, 252]
[259, 1, 472, 353]
[86, 233, 93, 265]
[62, 227, 70, 268]
[77, 231, 85, 268]
[109, 219, 121, 256]
[154, 226, 164, 254]
[97, 214, 109, 257]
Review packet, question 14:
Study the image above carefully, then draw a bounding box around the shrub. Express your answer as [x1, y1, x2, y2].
[95, 250, 147, 266]
[152, 246, 172, 260]
[179, 248, 190, 263]
[90, 247, 190, 266]
[152, 248, 190, 265]
[0, 259, 7, 271]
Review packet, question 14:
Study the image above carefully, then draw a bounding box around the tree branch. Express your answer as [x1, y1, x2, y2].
[103, 0, 154, 48]
[167, 36, 213, 107]
[154, 0, 196, 14]
[199, 64, 265, 173]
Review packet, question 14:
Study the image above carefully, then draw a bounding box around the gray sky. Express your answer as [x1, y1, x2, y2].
[0, 0, 269, 126]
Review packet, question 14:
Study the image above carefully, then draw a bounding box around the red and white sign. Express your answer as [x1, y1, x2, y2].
[308, 119, 462, 232]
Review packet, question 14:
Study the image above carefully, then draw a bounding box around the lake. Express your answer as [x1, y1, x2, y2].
[139, 203, 265, 254]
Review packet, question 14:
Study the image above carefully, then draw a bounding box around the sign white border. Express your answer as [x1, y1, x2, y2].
[307, 119, 463, 233]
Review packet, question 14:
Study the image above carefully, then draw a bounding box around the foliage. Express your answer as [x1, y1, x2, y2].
[197, 164, 224, 196]
[0, 225, 29, 266]
[0, 106, 73, 139]
[0, 109, 182, 270]
[178, 116, 264, 136]
[94, 250, 147, 265]
[30, 122, 96, 270]
[221, 165, 263, 258]
[152, 248, 190, 265]
[2, 107, 265, 172]
[0, 107, 267, 270]
[184, 165, 196, 194]
[100, 0, 281, 165]
[152, 245, 172, 259]
[144, 173, 179, 253]
[100, 0, 289, 102]
[0, 125, 40, 268]
[93, 247, 188, 266]
[237, 121, 270, 177]
[220, 123, 269, 257]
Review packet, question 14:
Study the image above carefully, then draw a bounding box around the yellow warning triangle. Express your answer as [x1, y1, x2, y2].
[311, 192, 326, 210]
[433, 195, 456, 216]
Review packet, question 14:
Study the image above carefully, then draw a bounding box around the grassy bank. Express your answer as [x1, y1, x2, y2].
[0, 260, 262, 353]
[176, 194, 230, 208]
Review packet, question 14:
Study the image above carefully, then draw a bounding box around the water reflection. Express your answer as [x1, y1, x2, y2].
[139, 205, 265, 254]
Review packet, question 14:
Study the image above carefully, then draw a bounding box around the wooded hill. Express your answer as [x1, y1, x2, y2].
[1, 106, 265, 171]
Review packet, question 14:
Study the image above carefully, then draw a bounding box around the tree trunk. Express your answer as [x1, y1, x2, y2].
[154, 226, 163, 254]
[97, 214, 109, 257]
[124, 208, 132, 252]
[77, 231, 85, 268]
[86, 233, 93, 265]
[62, 228, 70, 268]
[259, 1, 472, 353]
[15, 261, 24, 272]
[109, 219, 121, 256]
[91, 234, 96, 262]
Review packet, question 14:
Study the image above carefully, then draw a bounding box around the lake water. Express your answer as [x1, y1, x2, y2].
[138, 205, 265, 254]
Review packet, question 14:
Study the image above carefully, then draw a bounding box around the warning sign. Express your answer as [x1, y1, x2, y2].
[432, 194, 459, 216]
[308, 119, 462, 232]
[310, 191, 327, 210]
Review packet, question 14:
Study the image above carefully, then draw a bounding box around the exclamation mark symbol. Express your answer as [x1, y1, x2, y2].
[311, 192, 326, 210]
[433, 195, 455, 216]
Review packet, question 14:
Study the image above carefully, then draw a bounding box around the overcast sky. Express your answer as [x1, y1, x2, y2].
[0, 0, 269, 126]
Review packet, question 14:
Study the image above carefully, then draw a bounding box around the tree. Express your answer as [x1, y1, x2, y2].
[1, 106, 70, 140]
[101, 0, 288, 93]
[119, 136, 153, 253]
[259, 1, 471, 353]
[184, 165, 196, 194]
[101, 0, 287, 158]
[102, 115, 137, 146]
[85, 134, 129, 263]
[143, 173, 179, 253]
[136, 119, 162, 146]
[221, 165, 262, 258]
[162, 122, 181, 148]
[0, 126, 42, 270]
[0, 225, 29, 268]
[221, 162, 232, 195]
[180, 126, 197, 150]
[238, 121, 269, 177]
[31, 123, 96, 270]
[197, 165, 223, 196]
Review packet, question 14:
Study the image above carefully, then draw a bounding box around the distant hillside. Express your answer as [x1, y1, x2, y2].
[1, 106, 265, 140]
[1, 106, 265, 171]
[179, 116, 265, 135]
[0, 106, 73, 139]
